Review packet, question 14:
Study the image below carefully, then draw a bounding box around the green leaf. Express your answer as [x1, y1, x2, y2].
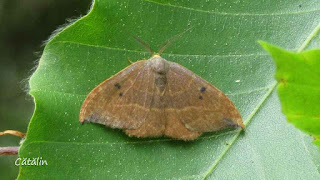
[19, 0, 320, 179]
[259, 41, 320, 140]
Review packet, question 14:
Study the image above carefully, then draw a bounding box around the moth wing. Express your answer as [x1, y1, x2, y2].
[166, 62, 244, 133]
[79, 60, 154, 129]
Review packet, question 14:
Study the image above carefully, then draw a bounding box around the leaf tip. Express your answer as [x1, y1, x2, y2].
[258, 40, 273, 52]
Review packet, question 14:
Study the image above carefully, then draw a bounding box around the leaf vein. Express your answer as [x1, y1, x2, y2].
[23, 130, 238, 146]
[29, 85, 272, 99]
[143, 0, 320, 16]
[50, 40, 269, 58]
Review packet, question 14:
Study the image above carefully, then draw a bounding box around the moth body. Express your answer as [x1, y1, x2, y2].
[80, 54, 244, 140]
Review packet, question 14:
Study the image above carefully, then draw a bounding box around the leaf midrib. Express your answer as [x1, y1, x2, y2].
[201, 81, 277, 179]
[201, 20, 320, 179]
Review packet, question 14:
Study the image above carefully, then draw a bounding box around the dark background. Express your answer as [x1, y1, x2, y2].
[0, 0, 91, 179]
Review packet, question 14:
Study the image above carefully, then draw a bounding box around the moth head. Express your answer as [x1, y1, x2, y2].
[150, 54, 169, 75]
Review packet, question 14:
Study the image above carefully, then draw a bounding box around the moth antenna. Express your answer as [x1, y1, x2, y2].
[132, 35, 154, 55]
[158, 26, 194, 55]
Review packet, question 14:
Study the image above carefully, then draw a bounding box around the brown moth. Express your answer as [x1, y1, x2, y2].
[80, 31, 244, 141]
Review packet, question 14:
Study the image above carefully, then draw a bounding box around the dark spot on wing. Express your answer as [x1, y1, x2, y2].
[199, 96, 203, 100]
[200, 87, 206, 93]
[114, 83, 121, 89]
[299, 4, 302, 8]
[119, 93, 123, 97]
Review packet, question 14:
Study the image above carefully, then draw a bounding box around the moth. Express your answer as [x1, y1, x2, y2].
[80, 30, 244, 140]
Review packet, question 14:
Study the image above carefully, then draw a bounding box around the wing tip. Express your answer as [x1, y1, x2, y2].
[239, 122, 245, 130]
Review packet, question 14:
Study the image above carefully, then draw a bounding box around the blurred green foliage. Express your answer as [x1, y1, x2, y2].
[0, 0, 91, 179]
[260, 41, 320, 147]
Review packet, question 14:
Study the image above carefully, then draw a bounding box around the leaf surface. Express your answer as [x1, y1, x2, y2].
[19, 0, 320, 179]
